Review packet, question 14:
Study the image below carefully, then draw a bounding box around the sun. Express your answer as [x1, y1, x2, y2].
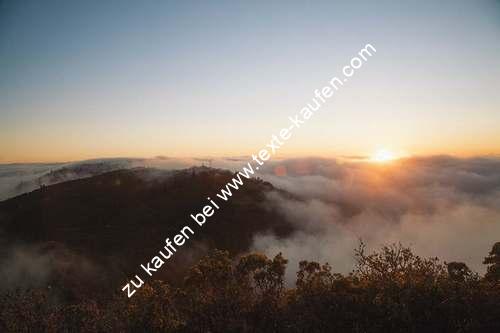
[371, 148, 396, 163]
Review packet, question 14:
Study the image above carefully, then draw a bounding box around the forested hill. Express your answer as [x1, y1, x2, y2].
[0, 167, 293, 297]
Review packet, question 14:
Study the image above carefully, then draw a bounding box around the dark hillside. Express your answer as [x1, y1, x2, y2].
[0, 167, 293, 297]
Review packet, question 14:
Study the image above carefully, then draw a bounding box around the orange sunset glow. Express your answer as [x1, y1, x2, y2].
[1, 1, 500, 332]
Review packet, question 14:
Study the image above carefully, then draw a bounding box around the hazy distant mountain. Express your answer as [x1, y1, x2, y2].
[0, 159, 146, 201]
[0, 157, 247, 201]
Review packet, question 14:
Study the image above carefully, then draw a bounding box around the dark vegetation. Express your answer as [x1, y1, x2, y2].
[0, 242, 499, 332]
[0, 167, 293, 296]
[0, 168, 499, 332]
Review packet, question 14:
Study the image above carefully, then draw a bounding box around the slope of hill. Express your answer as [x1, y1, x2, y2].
[0, 167, 294, 298]
[0, 159, 145, 201]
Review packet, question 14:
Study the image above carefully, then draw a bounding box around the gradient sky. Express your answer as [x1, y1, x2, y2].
[1, 0, 499, 163]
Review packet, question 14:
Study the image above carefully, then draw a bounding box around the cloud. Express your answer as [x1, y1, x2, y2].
[0, 242, 101, 291]
[2, 155, 499, 283]
[252, 156, 500, 280]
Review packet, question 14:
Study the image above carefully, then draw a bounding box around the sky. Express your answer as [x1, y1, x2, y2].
[1, 0, 500, 163]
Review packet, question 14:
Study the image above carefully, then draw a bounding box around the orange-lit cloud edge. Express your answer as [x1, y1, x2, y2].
[2, 147, 500, 165]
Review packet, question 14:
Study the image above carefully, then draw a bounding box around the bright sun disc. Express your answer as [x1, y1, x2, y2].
[372, 149, 396, 163]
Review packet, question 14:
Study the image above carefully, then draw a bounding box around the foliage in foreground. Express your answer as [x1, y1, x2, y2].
[1, 242, 499, 333]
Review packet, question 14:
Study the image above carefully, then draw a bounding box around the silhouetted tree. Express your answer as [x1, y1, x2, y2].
[447, 262, 475, 282]
[483, 242, 500, 282]
[2, 242, 500, 332]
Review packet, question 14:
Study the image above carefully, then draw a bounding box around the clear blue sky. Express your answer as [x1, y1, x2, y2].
[1, 0, 499, 162]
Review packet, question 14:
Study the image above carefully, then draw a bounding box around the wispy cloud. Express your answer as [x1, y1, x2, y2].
[252, 156, 500, 281]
